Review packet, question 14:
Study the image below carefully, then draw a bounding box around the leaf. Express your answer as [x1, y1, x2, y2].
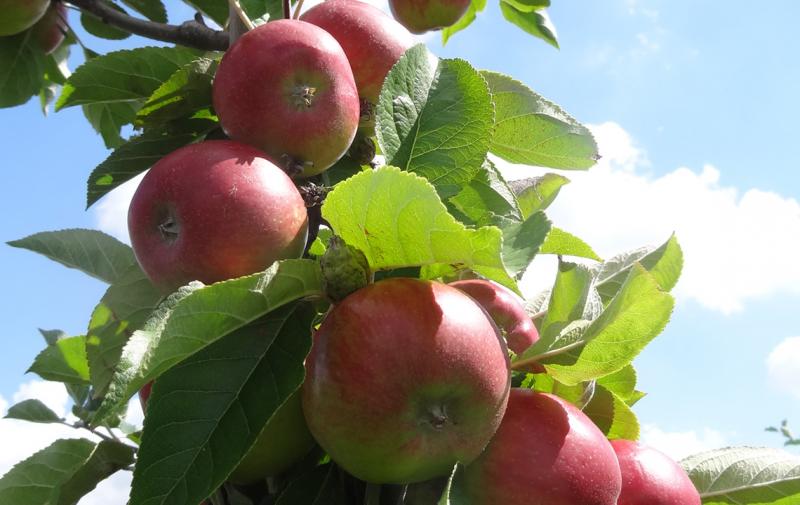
[538, 260, 593, 342]
[56, 46, 200, 110]
[274, 464, 347, 505]
[182, 0, 229, 27]
[8, 229, 137, 284]
[596, 365, 645, 405]
[448, 159, 521, 227]
[582, 385, 639, 440]
[441, 0, 487, 45]
[498, 211, 551, 277]
[595, 234, 683, 303]
[121, 0, 168, 22]
[510, 173, 569, 217]
[0, 438, 134, 505]
[0, 31, 46, 108]
[376, 45, 494, 198]
[39, 328, 68, 345]
[82, 102, 140, 149]
[5, 399, 62, 423]
[539, 227, 601, 261]
[482, 71, 597, 169]
[322, 167, 517, 291]
[541, 264, 675, 385]
[94, 259, 324, 426]
[86, 118, 218, 208]
[499, 2, 559, 48]
[81, 4, 132, 40]
[136, 57, 218, 127]
[681, 447, 800, 504]
[131, 304, 314, 505]
[28, 335, 90, 384]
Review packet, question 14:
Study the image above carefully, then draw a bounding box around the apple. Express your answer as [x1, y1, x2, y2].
[300, 0, 414, 107]
[303, 277, 511, 484]
[212, 19, 360, 177]
[388, 0, 470, 34]
[139, 381, 153, 412]
[31, 1, 67, 54]
[449, 279, 539, 355]
[461, 389, 622, 505]
[611, 439, 701, 505]
[0, 0, 49, 36]
[128, 140, 308, 292]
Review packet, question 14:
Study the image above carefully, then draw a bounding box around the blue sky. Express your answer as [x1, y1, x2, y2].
[1, 1, 799, 502]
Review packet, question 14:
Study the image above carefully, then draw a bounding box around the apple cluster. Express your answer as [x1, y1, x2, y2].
[126, 1, 702, 504]
[0, 0, 68, 54]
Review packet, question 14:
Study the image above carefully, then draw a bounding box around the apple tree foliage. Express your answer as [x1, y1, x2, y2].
[2, 1, 800, 504]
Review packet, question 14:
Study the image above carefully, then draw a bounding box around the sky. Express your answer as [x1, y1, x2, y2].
[1, 0, 799, 502]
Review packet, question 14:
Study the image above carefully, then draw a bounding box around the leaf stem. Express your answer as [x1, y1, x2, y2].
[510, 339, 587, 371]
[292, 0, 306, 19]
[226, 0, 255, 30]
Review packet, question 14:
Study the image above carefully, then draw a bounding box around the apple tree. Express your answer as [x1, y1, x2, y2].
[1, 0, 799, 504]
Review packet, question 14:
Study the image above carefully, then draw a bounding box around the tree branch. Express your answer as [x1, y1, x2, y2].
[68, 0, 229, 51]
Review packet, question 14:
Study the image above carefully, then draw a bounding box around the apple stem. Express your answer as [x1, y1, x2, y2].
[510, 338, 587, 371]
[292, 0, 306, 19]
[365, 483, 381, 505]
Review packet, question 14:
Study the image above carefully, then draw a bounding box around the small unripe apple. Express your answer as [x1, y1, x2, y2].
[611, 439, 701, 505]
[31, 1, 67, 54]
[212, 19, 360, 177]
[128, 140, 308, 292]
[462, 389, 622, 505]
[301, 0, 414, 107]
[0, 0, 50, 36]
[449, 279, 539, 355]
[303, 278, 511, 484]
[388, 0, 470, 34]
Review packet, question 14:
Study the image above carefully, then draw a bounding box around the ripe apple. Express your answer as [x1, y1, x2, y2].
[449, 279, 539, 355]
[138, 381, 153, 412]
[128, 140, 308, 292]
[388, 0, 470, 34]
[300, 0, 414, 107]
[611, 439, 701, 505]
[461, 389, 622, 505]
[31, 1, 67, 54]
[0, 0, 49, 36]
[212, 19, 360, 177]
[303, 278, 511, 484]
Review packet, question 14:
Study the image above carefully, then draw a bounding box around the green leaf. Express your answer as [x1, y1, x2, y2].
[541, 264, 675, 385]
[448, 159, 521, 227]
[322, 167, 517, 291]
[121, 0, 168, 22]
[539, 227, 601, 261]
[482, 71, 597, 169]
[681, 447, 800, 504]
[441, 0, 487, 45]
[8, 229, 137, 284]
[5, 399, 62, 423]
[131, 304, 314, 505]
[498, 211, 551, 277]
[499, 2, 559, 48]
[81, 4, 132, 40]
[0, 438, 134, 505]
[510, 173, 569, 218]
[136, 57, 218, 127]
[86, 118, 218, 208]
[82, 102, 140, 149]
[596, 365, 645, 406]
[275, 464, 347, 505]
[39, 328, 68, 345]
[182, 0, 229, 27]
[582, 385, 639, 440]
[0, 31, 46, 108]
[94, 259, 324, 426]
[538, 260, 593, 342]
[502, 0, 550, 11]
[28, 335, 90, 384]
[56, 46, 200, 110]
[376, 45, 494, 198]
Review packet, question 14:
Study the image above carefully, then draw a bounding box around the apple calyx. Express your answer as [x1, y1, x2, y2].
[422, 403, 450, 430]
[279, 153, 312, 178]
[320, 235, 371, 302]
[292, 84, 318, 109]
[348, 133, 376, 165]
[157, 214, 179, 243]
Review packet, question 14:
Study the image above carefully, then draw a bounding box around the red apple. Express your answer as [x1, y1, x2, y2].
[300, 0, 414, 106]
[31, 1, 67, 54]
[462, 389, 622, 505]
[303, 278, 511, 484]
[388, 0, 470, 34]
[449, 279, 539, 355]
[212, 19, 360, 177]
[611, 439, 701, 505]
[128, 140, 308, 292]
[0, 0, 49, 36]
[138, 381, 153, 412]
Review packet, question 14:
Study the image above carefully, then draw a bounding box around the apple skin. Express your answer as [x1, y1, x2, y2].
[139, 381, 153, 413]
[388, 0, 470, 34]
[31, 1, 67, 54]
[127, 140, 308, 293]
[449, 279, 539, 355]
[0, 0, 49, 36]
[303, 278, 511, 484]
[611, 439, 701, 505]
[300, 0, 414, 106]
[212, 19, 360, 177]
[462, 389, 622, 505]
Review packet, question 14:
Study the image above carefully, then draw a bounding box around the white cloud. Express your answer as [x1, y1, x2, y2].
[640, 423, 727, 461]
[93, 172, 144, 245]
[12, 379, 71, 418]
[503, 121, 800, 314]
[766, 336, 800, 399]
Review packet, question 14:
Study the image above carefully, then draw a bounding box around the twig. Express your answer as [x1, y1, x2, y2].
[283, 0, 291, 19]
